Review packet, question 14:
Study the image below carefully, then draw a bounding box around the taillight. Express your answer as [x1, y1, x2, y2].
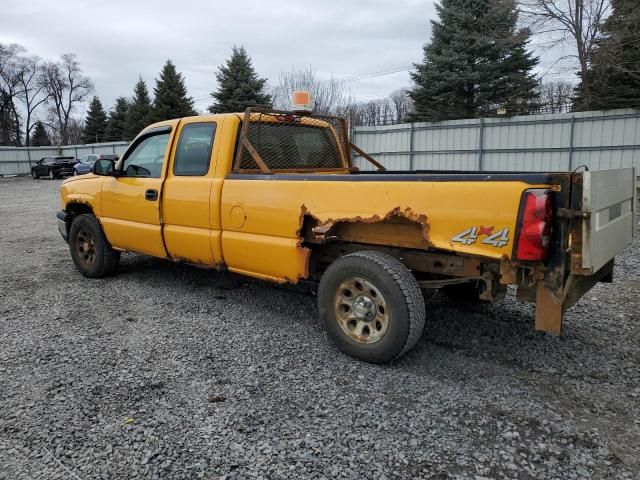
[515, 189, 552, 261]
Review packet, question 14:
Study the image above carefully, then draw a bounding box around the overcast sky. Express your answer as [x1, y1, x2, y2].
[1, 0, 438, 113]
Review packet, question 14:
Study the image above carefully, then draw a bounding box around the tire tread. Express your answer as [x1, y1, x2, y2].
[69, 213, 120, 277]
[318, 250, 426, 361]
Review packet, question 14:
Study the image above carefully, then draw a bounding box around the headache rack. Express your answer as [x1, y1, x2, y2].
[233, 107, 385, 174]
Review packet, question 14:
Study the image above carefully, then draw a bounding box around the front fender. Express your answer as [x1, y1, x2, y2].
[60, 176, 104, 216]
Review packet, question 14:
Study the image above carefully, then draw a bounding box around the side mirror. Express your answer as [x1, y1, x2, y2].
[92, 158, 117, 176]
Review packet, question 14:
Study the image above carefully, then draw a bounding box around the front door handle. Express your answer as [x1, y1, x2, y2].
[145, 189, 158, 201]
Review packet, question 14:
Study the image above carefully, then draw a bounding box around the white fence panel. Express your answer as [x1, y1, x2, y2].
[2, 109, 640, 176]
[352, 108, 640, 173]
[0, 142, 129, 175]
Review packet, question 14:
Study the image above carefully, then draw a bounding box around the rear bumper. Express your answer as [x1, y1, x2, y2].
[57, 210, 69, 243]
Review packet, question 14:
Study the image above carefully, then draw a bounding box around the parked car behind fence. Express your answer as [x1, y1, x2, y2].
[31, 156, 77, 179]
[73, 154, 119, 176]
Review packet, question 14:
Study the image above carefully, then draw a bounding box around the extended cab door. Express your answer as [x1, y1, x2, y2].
[100, 125, 175, 257]
[162, 118, 222, 265]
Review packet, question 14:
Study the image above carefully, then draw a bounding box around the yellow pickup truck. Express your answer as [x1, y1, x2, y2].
[57, 107, 637, 362]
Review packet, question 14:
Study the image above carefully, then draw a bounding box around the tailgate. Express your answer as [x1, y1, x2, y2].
[580, 168, 636, 273]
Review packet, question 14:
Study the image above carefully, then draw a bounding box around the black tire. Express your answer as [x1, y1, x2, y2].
[440, 281, 487, 303]
[32, 169, 39, 179]
[48, 169, 55, 180]
[318, 250, 425, 363]
[69, 214, 120, 278]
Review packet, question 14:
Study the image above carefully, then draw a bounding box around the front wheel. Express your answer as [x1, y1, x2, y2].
[73, 170, 78, 176]
[48, 169, 55, 180]
[318, 251, 425, 363]
[32, 169, 39, 179]
[69, 214, 120, 278]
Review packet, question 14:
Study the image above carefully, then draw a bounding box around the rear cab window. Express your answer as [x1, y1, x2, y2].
[236, 112, 349, 172]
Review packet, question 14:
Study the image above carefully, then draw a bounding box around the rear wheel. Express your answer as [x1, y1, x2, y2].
[318, 251, 425, 363]
[48, 169, 55, 180]
[69, 214, 120, 278]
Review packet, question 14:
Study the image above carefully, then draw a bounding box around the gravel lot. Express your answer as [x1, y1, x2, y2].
[0, 176, 638, 480]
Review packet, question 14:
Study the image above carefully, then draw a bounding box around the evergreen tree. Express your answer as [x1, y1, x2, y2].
[31, 121, 51, 146]
[125, 77, 153, 140]
[82, 96, 108, 144]
[0, 93, 21, 146]
[409, 0, 539, 121]
[105, 96, 130, 141]
[579, 0, 640, 110]
[209, 46, 271, 113]
[150, 60, 195, 122]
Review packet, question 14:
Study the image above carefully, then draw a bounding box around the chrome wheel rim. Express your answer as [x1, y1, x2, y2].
[334, 276, 389, 344]
[75, 228, 96, 268]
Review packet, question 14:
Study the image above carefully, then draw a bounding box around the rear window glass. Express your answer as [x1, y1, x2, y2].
[239, 123, 342, 170]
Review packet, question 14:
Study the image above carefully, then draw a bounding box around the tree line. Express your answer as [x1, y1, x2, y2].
[0, 46, 93, 146]
[1, 0, 638, 146]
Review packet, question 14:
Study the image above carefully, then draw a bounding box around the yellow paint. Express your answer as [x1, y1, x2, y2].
[60, 177, 104, 215]
[220, 179, 546, 280]
[162, 116, 224, 264]
[60, 113, 551, 283]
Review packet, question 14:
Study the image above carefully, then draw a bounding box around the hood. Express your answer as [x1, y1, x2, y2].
[62, 174, 97, 186]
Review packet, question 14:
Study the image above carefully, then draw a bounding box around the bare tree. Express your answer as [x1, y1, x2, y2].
[536, 80, 576, 113]
[16, 55, 49, 146]
[519, 0, 611, 108]
[272, 67, 354, 116]
[42, 54, 93, 145]
[389, 88, 414, 123]
[66, 118, 84, 145]
[351, 99, 391, 126]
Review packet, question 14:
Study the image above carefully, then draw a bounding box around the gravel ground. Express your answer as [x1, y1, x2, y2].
[0, 176, 638, 480]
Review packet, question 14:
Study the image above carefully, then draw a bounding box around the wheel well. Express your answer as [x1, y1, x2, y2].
[65, 203, 94, 234]
[307, 241, 484, 282]
[66, 202, 93, 218]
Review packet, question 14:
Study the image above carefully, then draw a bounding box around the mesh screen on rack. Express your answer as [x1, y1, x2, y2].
[237, 111, 350, 171]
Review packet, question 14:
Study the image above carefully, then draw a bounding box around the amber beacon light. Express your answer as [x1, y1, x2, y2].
[291, 91, 313, 113]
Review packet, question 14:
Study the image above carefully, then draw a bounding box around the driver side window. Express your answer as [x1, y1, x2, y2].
[122, 133, 170, 178]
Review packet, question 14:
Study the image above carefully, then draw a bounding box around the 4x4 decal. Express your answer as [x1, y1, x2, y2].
[452, 226, 509, 247]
